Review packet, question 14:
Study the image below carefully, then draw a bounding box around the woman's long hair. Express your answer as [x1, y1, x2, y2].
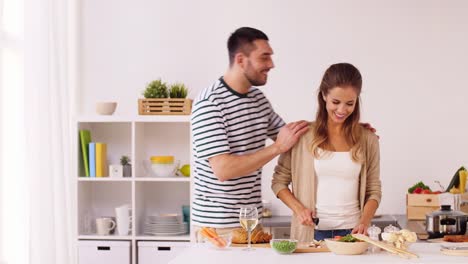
[310, 63, 363, 162]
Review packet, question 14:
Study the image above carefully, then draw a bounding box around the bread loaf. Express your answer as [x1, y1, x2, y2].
[443, 235, 468, 242]
[231, 226, 272, 244]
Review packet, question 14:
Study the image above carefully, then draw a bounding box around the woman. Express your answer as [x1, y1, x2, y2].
[271, 63, 381, 242]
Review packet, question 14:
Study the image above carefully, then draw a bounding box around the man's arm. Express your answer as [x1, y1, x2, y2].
[209, 121, 309, 181]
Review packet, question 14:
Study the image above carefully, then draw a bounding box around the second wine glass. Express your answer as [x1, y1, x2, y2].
[239, 206, 258, 251]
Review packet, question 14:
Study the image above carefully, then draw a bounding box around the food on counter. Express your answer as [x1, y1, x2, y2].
[270, 239, 297, 254]
[445, 166, 466, 192]
[231, 227, 272, 244]
[381, 229, 417, 250]
[443, 235, 468, 242]
[200, 227, 229, 248]
[334, 234, 362, 242]
[408, 181, 431, 194]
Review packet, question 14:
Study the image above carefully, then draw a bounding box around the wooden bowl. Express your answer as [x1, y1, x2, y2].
[325, 238, 369, 255]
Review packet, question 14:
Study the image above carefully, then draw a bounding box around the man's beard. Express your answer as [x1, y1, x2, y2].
[244, 62, 268, 86]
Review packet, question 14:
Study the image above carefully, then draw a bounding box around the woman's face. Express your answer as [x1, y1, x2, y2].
[323, 86, 359, 124]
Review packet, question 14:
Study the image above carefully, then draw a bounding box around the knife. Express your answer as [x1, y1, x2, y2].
[312, 217, 319, 225]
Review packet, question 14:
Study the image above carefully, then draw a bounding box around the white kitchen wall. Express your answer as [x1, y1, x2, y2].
[78, 0, 468, 215]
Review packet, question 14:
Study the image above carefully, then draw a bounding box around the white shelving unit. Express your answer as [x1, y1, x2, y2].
[75, 115, 193, 264]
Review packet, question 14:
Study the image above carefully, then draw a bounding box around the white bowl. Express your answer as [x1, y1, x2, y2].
[325, 238, 369, 255]
[96, 102, 117, 115]
[151, 163, 177, 177]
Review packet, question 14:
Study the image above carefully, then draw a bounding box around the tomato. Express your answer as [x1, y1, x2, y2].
[421, 189, 432, 194]
[432, 191, 442, 194]
[413, 187, 423, 194]
[334, 236, 342, 241]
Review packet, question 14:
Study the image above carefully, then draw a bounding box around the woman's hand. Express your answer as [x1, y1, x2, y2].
[295, 207, 316, 226]
[352, 223, 369, 235]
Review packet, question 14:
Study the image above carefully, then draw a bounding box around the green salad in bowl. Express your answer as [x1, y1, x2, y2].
[270, 239, 298, 254]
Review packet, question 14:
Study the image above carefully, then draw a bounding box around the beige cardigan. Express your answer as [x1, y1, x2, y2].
[271, 122, 382, 242]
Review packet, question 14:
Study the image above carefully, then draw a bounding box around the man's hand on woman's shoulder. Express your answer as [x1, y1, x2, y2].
[274, 120, 309, 154]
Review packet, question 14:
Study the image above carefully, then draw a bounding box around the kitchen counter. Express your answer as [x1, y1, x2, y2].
[262, 214, 405, 229]
[169, 243, 467, 264]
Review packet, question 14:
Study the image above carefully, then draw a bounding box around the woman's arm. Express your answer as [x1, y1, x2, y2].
[353, 133, 382, 234]
[352, 199, 378, 234]
[277, 189, 317, 226]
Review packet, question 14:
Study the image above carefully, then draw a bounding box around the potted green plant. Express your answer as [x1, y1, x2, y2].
[169, 82, 189, 98]
[120, 155, 132, 177]
[143, 79, 168, 98]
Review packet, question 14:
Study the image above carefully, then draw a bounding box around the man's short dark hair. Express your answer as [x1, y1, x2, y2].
[227, 27, 269, 65]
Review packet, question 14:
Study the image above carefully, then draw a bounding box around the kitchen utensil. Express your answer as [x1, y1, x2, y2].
[96, 217, 116, 235]
[352, 234, 418, 258]
[115, 205, 132, 235]
[426, 205, 467, 239]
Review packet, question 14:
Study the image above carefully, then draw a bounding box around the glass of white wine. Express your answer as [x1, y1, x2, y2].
[239, 206, 258, 251]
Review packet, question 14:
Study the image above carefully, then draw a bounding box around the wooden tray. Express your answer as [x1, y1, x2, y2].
[138, 98, 192, 115]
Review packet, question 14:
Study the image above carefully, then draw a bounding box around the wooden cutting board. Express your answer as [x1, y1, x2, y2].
[231, 242, 330, 253]
[231, 243, 270, 248]
[294, 243, 330, 253]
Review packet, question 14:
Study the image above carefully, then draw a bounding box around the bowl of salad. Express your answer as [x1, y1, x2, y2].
[325, 234, 369, 255]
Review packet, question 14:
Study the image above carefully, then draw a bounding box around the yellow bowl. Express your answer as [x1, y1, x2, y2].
[150, 156, 174, 164]
[325, 238, 369, 255]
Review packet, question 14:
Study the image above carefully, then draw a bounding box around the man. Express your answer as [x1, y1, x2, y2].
[191, 27, 309, 235]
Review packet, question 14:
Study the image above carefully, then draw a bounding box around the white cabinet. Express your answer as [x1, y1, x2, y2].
[75, 116, 193, 264]
[138, 241, 190, 264]
[78, 240, 131, 264]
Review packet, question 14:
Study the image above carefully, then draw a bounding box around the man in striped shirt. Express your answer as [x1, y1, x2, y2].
[191, 27, 309, 235]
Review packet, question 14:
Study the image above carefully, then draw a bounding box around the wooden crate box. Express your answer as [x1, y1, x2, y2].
[406, 193, 468, 220]
[138, 98, 192, 115]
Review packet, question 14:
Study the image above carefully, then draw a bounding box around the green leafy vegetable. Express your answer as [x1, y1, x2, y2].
[408, 181, 431, 194]
[338, 234, 360, 242]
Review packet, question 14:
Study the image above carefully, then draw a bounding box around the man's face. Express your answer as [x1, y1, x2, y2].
[242, 40, 274, 86]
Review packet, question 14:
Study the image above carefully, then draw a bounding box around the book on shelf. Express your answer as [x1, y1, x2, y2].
[96, 142, 107, 177]
[79, 130, 91, 177]
[89, 142, 96, 177]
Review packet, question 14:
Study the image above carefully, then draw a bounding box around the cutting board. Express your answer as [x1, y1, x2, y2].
[231, 242, 330, 253]
[441, 248, 468, 256]
[294, 242, 330, 253]
[231, 243, 270, 248]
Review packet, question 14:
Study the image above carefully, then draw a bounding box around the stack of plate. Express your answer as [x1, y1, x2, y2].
[143, 214, 189, 236]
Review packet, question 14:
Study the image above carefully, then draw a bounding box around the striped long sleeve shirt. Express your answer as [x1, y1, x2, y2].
[191, 77, 285, 227]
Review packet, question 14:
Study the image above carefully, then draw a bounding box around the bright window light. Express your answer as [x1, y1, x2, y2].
[1, 0, 27, 264]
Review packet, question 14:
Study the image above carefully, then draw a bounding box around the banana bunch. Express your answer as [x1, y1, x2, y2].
[381, 229, 417, 250]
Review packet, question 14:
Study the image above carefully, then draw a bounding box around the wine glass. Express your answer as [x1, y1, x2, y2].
[239, 206, 259, 251]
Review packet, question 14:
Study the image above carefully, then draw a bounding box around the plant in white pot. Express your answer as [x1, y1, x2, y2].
[120, 155, 132, 177]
